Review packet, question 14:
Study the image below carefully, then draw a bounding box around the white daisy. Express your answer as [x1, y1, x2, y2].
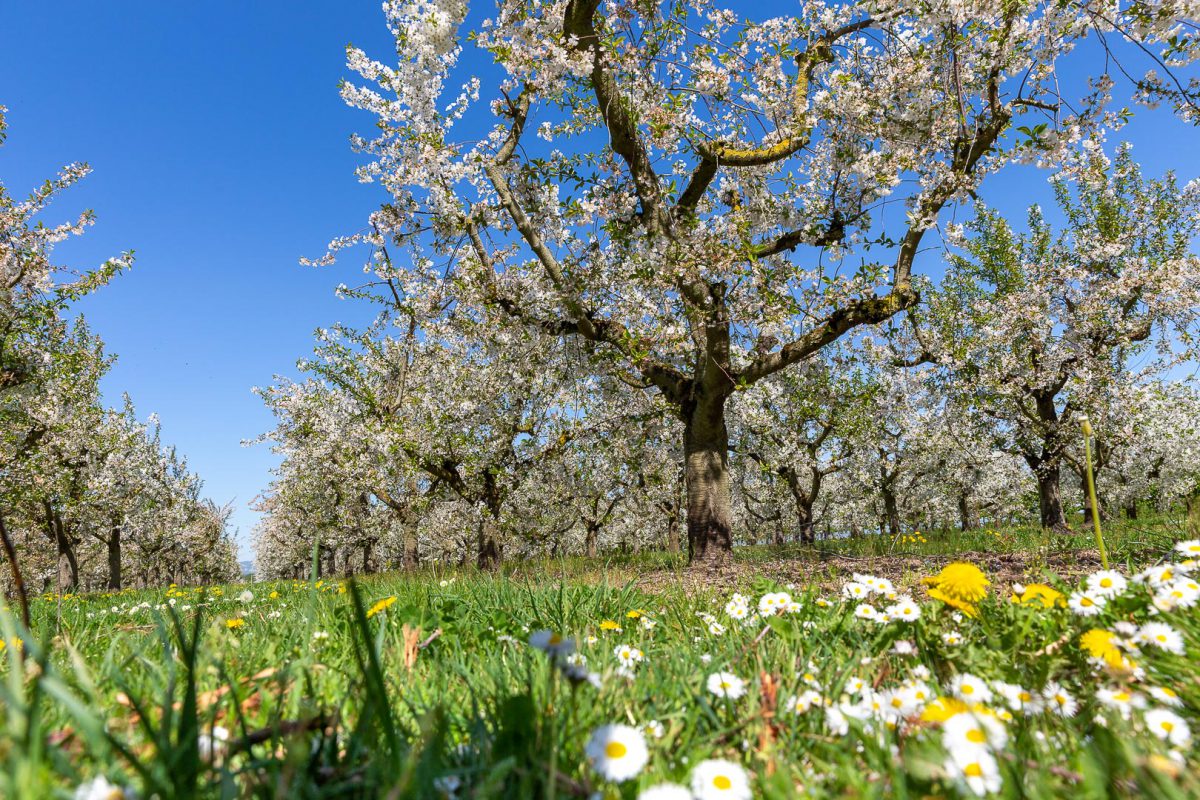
[1174, 539, 1200, 558]
[949, 674, 993, 704]
[1144, 708, 1192, 748]
[785, 689, 824, 713]
[1135, 622, 1185, 654]
[691, 758, 752, 800]
[74, 776, 135, 800]
[1148, 686, 1183, 707]
[584, 724, 649, 783]
[707, 671, 747, 700]
[1043, 682, 1078, 718]
[1086, 570, 1128, 598]
[854, 603, 879, 621]
[886, 598, 921, 622]
[944, 748, 1003, 797]
[613, 644, 644, 668]
[943, 711, 1008, 751]
[1068, 591, 1106, 616]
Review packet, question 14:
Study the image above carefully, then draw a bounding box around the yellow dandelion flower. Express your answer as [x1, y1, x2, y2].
[269, 591, 279, 599]
[225, 618, 245, 630]
[599, 619, 622, 631]
[1011, 583, 1064, 608]
[625, 609, 643, 619]
[367, 596, 398, 618]
[923, 562, 989, 617]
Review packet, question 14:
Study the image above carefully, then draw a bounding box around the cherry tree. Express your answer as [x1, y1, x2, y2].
[318, 0, 1199, 566]
[923, 144, 1200, 534]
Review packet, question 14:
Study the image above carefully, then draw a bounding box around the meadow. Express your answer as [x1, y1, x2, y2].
[3, 518, 1199, 799]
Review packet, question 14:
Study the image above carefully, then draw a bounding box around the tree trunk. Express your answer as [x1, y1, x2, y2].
[477, 516, 502, 571]
[55, 522, 78, 593]
[1034, 464, 1071, 534]
[107, 524, 122, 591]
[585, 523, 599, 559]
[881, 487, 901, 539]
[401, 527, 419, 570]
[958, 490, 977, 531]
[662, 499, 681, 553]
[683, 393, 733, 567]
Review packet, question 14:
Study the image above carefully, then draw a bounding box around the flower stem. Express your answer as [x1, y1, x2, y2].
[1082, 429, 1109, 570]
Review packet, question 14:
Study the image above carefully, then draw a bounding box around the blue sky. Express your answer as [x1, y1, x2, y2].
[3, 2, 1198, 559]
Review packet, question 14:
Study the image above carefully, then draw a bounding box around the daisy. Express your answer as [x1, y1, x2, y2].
[1086, 570, 1128, 598]
[530, 630, 575, 657]
[942, 630, 964, 646]
[1148, 686, 1183, 707]
[853, 603, 879, 621]
[707, 671, 746, 700]
[1144, 708, 1192, 748]
[886, 598, 921, 622]
[843, 582, 869, 600]
[944, 749, 1003, 797]
[613, 644, 644, 667]
[1174, 539, 1200, 558]
[638, 784, 693, 800]
[74, 776, 135, 800]
[585, 724, 649, 783]
[1068, 591, 1106, 616]
[1135, 622, 1185, 654]
[785, 689, 824, 713]
[691, 758, 752, 800]
[642, 719, 664, 739]
[994, 682, 1039, 714]
[943, 711, 1008, 751]
[1043, 682, 1078, 718]
[1095, 687, 1143, 719]
[949, 674, 993, 704]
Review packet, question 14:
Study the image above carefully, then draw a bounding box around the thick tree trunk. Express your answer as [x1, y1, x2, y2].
[683, 394, 733, 567]
[1035, 465, 1071, 534]
[958, 491, 977, 531]
[477, 517, 502, 571]
[881, 487, 901, 539]
[1124, 501, 1138, 520]
[56, 527, 78, 593]
[401, 527, 419, 570]
[107, 524, 122, 591]
[585, 523, 599, 559]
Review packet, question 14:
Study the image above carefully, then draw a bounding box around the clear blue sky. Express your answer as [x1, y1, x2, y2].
[3, 2, 1198, 559]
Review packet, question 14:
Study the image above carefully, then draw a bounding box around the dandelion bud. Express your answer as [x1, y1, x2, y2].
[1079, 415, 1093, 436]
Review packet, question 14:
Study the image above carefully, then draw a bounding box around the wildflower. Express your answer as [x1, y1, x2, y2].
[943, 711, 1008, 752]
[707, 671, 747, 700]
[613, 644, 644, 668]
[225, 618, 245, 630]
[198, 725, 230, 761]
[1135, 622, 1184, 654]
[638, 784, 692, 800]
[1043, 682, 1078, 717]
[599, 619, 623, 633]
[923, 563, 989, 617]
[1086, 570, 1128, 598]
[944, 749, 1003, 797]
[238, 590, 254, 603]
[825, 705, 850, 735]
[948, 674, 993, 704]
[886, 597, 921, 622]
[432, 775, 461, 797]
[786, 689, 824, 713]
[1010, 583, 1064, 608]
[367, 596, 397, 618]
[626, 609, 644, 619]
[1080, 628, 1127, 669]
[690, 758, 752, 800]
[758, 591, 792, 615]
[642, 719, 665, 739]
[853, 603, 879, 621]
[893, 640, 917, 655]
[640, 617, 657, 631]
[842, 582, 869, 600]
[1068, 591, 1105, 616]
[268, 591, 279, 599]
[529, 630, 575, 657]
[1144, 708, 1192, 748]
[942, 630, 964, 646]
[74, 776, 135, 800]
[1095, 687, 1142, 719]
[1148, 686, 1183, 707]
[311, 630, 329, 643]
[585, 724, 649, 783]
[1175, 539, 1200, 557]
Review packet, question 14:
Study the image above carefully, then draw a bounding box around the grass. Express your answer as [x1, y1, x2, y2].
[2, 518, 1199, 799]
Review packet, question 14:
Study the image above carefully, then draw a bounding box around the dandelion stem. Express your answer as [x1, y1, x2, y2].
[1082, 424, 1109, 570]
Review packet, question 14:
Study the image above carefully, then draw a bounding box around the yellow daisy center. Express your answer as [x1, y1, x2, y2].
[713, 775, 732, 790]
[965, 763, 984, 778]
[966, 729, 987, 744]
[605, 741, 627, 759]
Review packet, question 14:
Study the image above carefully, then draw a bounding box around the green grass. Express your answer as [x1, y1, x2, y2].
[3, 522, 1200, 799]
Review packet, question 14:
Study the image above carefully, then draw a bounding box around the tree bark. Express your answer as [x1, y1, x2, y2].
[881, 485, 901, 539]
[477, 517, 502, 571]
[1032, 463, 1071, 534]
[107, 523, 122, 591]
[683, 392, 733, 567]
[584, 522, 599, 559]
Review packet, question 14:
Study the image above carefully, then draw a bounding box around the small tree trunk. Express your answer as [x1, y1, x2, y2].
[683, 394, 733, 568]
[107, 524, 122, 591]
[662, 500, 681, 553]
[797, 501, 816, 545]
[585, 523, 599, 559]
[881, 487, 901, 539]
[477, 517, 502, 571]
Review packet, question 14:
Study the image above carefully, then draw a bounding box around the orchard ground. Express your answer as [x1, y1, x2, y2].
[4, 514, 1200, 799]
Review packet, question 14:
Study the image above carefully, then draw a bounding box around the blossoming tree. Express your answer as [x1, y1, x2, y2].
[320, 0, 1200, 565]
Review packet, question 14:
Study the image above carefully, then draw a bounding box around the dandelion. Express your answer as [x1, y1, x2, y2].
[225, 618, 245, 630]
[599, 619, 623, 633]
[923, 563, 989, 617]
[1144, 708, 1192, 748]
[237, 590, 254, 603]
[690, 758, 752, 800]
[585, 724, 649, 783]
[707, 671, 747, 700]
[367, 596, 397, 618]
[1086, 570, 1128, 598]
[1068, 591, 1106, 616]
[1010, 583, 1063, 608]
